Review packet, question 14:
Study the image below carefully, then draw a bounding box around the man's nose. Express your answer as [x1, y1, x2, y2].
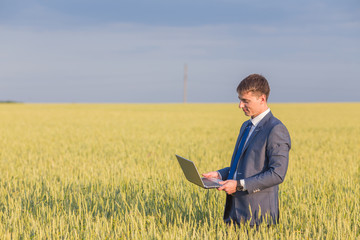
[239, 101, 244, 108]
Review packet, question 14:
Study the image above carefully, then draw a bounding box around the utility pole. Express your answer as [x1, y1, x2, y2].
[183, 63, 188, 103]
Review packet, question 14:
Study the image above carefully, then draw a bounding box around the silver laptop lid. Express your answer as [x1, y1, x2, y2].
[175, 155, 205, 188]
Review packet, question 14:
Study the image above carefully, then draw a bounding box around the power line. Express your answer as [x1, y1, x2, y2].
[183, 63, 187, 103]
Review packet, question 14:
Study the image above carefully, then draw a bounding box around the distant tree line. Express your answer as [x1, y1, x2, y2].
[0, 100, 22, 103]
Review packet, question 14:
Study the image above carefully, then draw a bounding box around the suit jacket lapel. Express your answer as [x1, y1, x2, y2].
[242, 126, 261, 154]
[241, 111, 273, 156]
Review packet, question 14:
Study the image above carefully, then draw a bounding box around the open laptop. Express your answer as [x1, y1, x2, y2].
[175, 155, 222, 189]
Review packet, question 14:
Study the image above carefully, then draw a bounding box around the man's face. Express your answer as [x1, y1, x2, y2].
[238, 91, 267, 118]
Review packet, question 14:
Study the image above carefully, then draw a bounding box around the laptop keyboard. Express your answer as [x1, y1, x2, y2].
[202, 178, 221, 187]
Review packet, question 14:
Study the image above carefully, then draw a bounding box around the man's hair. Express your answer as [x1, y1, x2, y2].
[237, 74, 270, 100]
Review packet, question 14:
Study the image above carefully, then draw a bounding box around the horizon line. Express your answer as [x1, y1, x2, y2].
[1, 101, 359, 104]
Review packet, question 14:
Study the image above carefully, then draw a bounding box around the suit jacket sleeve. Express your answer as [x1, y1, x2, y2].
[244, 123, 291, 193]
[217, 167, 230, 181]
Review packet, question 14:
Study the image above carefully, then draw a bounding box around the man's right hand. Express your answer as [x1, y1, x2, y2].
[202, 171, 221, 179]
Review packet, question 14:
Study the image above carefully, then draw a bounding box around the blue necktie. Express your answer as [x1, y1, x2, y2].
[227, 121, 253, 180]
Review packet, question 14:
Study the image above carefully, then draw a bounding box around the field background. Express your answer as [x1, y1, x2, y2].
[0, 103, 359, 239]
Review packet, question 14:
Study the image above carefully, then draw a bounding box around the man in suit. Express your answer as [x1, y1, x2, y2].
[203, 74, 291, 226]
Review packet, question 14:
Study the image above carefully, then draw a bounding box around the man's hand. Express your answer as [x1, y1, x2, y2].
[202, 171, 221, 179]
[218, 180, 237, 195]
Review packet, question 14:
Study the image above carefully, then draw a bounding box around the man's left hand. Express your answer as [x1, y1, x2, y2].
[218, 180, 237, 195]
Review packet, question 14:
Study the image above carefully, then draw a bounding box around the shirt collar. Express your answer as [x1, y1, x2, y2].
[250, 108, 270, 127]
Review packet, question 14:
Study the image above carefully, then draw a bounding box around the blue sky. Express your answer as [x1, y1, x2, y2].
[1, 0, 359, 103]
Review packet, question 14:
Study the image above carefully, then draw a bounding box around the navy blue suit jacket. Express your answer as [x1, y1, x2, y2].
[218, 111, 291, 225]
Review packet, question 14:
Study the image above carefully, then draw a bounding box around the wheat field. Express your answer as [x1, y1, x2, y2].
[0, 103, 359, 239]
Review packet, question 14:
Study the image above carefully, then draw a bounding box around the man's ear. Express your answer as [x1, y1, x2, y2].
[259, 94, 266, 103]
